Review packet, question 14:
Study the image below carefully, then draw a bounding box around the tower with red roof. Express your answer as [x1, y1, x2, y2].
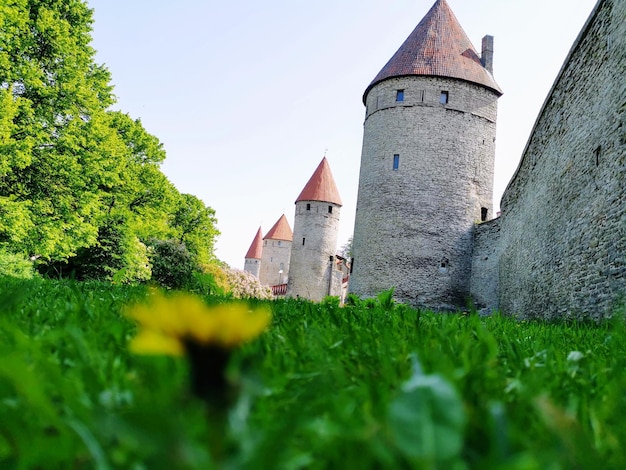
[350, 0, 502, 309]
[287, 157, 343, 301]
[243, 227, 263, 278]
[259, 214, 292, 287]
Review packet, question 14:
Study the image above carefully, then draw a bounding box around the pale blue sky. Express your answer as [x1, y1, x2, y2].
[87, 0, 598, 269]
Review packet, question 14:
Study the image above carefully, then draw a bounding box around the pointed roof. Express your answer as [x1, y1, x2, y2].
[295, 157, 343, 206]
[364, 0, 502, 102]
[263, 214, 293, 241]
[245, 227, 263, 259]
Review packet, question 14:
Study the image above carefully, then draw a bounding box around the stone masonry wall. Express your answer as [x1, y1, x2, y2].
[287, 201, 341, 301]
[350, 75, 500, 309]
[259, 239, 291, 287]
[497, 0, 625, 320]
[470, 217, 501, 311]
[244, 258, 261, 278]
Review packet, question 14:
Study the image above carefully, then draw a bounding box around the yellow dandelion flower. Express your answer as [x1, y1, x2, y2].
[125, 291, 271, 356]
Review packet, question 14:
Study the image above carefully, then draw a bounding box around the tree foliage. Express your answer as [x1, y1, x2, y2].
[148, 239, 196, 290]
[0, 0, 220, 285]
[171, 193, 220, 266]
[0, 0, 114, 260]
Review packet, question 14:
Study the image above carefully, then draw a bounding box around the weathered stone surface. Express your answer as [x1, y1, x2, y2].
[470, 217, 501, 311]
[350, 75, 499, 309]
[494, 0, 626, 320]
[243, 258, 261, 278]
[259, 239, 291, 287]
[287, 200, 341, 301]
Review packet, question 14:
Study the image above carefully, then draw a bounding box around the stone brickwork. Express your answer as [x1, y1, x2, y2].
[350, 75, 499, 309]
[259, 239, 291, 287]
[287, 201, 341, 301]
[493, 0, 626, 320]
[243, 258, 261, 278]
[470, 217, 501, 311]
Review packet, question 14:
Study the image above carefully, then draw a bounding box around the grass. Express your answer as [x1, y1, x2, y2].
[0, 277, 625, 468]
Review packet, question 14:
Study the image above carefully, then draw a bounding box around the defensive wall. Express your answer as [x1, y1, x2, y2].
[473, 0, 625, 319]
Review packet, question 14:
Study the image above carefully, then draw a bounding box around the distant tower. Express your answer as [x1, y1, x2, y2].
[259, 214, 292, 286]
[287, 157, 343, 301]
[350, 0, 502, 309]
[243, 227, 263, 278]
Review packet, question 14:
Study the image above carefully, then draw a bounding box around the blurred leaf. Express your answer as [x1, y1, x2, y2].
[388, 356, 465, 462]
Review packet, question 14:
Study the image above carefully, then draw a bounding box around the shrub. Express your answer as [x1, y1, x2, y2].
[224, 267, 273, 299]
[38, 217, 151, 283]
[187, 263, 230, 296]
[0, 249, 37, 279]
[112, 237, 152, 284]
[148, 239, 197, 289]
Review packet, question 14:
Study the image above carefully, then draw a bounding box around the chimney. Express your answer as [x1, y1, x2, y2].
[481, 35, 494, 74]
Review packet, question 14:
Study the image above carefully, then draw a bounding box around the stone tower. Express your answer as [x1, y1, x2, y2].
[243, 227, 263, 278]
[259, 214, 292, 286]
[287, 157, 343, 301]
[350, 0, 502, 309]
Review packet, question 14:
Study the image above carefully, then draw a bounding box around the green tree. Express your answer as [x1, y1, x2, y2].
[0, 0, 222, 280]
[102, 111, 178, 242]
[171, 193, 220, 267]
[0, 0, 115, 261]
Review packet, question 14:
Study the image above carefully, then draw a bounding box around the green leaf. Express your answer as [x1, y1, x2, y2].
[388, 356, 466, 462]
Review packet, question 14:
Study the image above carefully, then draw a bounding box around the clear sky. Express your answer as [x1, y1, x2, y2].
[87, 0, 598, 269]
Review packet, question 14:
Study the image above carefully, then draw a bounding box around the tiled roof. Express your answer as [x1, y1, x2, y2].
[364, 0, 502, 102]
[295, 157, 343, 206]
[264, 214, 293, 241]
[245, 227, 263, 259]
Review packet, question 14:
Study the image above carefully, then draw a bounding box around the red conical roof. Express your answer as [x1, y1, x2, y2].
[263, 214, 293, 241]
[245, 227, 263, 259]
[295, 157, 343, 206]
[364, 0, 502, 102]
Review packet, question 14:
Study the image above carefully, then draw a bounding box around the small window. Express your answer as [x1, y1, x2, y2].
[393, 154, 400, 170]
[302, 237, 306, 246]
[481, 207, 488, 222]
[417, 90, 424, 102]
[439, 257, 449, 273]
[440, 91, 449, 104]
[396, 89, 404, 102]
[328, 206, 333, 214]
[277, 240, 281, 246]
[306, 203, 311, 211]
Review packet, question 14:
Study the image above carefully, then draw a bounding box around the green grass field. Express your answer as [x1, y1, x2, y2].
[1, 277, 625, 469]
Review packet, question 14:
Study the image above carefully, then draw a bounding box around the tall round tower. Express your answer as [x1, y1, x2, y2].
[259, 214, 292, 287]
[287, 157, 343, 301]
[350, 0, 502, 309]
[243, 227, 263, 278]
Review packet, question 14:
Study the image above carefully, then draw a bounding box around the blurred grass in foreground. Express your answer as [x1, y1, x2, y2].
[0, 278, 624, 469]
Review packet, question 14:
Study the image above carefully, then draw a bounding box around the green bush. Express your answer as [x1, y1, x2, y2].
[0, 249, 37, 279]
[148, 239, 197, 289]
